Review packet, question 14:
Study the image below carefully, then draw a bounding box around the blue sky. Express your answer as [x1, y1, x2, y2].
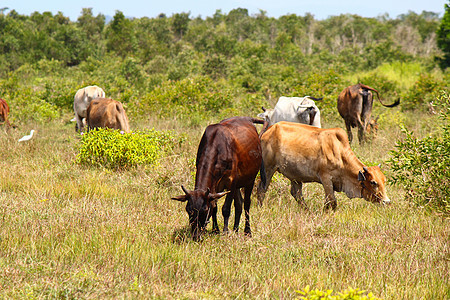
[1, 0, 446, 20]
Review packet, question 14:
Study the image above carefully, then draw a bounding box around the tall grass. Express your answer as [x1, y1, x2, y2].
[0, 114, 448, 299]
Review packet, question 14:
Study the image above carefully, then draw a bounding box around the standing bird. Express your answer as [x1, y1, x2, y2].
[18, 130, 35, 142]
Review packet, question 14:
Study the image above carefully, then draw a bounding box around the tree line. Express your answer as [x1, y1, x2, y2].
[0, 8, 444, 75]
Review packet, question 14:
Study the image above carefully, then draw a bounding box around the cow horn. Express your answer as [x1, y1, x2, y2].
[358, 170, 366, 181]
[181, 185, 189, 195]
[261, 106, 266, 112]
[205, 187, 210, 197]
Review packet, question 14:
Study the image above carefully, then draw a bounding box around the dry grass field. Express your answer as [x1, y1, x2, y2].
[0, 112, 448, 299]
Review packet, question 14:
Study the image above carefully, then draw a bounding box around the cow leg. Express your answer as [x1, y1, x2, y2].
[290, 180, 308, 210]
[345, 121, 353, 144]
[256, 166, 276, 206]
[75, 114, 84, 133]
[357, 122, 365, 145]
[233, 189, 243, 232]
[322, 178, 337, 210]
[211, 205, 219, 234]
[243, 183, 254, 236]
[222, 189, 235, 234]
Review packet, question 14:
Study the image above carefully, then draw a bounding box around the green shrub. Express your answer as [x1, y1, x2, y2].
[388, 91, 450, 214]
[136, 75, 235, 120]
[401, 74, 444, 111]
[296, 286, 381, 300]
[76, 128, 181, 169]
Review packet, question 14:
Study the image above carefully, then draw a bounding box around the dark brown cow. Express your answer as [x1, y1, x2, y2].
[0, 98, 11, 127]
[86, 98, 130, 132]
[337, 83, 399, 144]
[172, 117, 265, 240]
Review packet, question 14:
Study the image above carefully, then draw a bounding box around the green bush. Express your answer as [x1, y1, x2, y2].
[136, 75, 235, 120]
[401, 74, 444, 111]
[388, 92, 450, 214]
[296, 286, 381, 300]
[76, 128, 181, 169]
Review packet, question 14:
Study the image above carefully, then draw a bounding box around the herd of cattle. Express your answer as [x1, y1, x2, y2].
[1, 83, 400, 240]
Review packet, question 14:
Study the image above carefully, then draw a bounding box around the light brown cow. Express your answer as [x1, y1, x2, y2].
[0, 98, 11, 127]
[337, 83, 399, 144]
[257, 122, 391, 210]
[86, 98, 130, 132]
[73, 85, 105, 132]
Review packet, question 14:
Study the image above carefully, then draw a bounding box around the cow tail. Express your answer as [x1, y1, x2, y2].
[116, 104, 130, 132]
[359, 83, 400, 107]
[260, 157, 267, 189]
[250, 117, 269, 138]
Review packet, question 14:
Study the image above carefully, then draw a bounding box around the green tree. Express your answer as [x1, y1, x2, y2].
[437, 2, 450, 69]
[105, 11, 136, 58]
[171, 12, 190, 40]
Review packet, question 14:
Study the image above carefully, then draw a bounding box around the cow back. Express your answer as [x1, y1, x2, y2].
[195, 117, 262, 192]
[261, 122, 357, 182]
[87, 98, 130, 132]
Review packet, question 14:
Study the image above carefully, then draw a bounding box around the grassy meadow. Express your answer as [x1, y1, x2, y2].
[0, 107, 448, 299]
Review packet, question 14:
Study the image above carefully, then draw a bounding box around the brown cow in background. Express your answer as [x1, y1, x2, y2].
[86, 98, 130, 132]
[337, 83, 399, 144]
[0, 98, 11, 127]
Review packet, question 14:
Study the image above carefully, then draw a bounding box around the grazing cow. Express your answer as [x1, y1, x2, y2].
[337, 83, 399, 144]
[171, 117, 265, 240]
[0, 98, 10, 127]
[86, 98, 130, 132]
[366, 116, 379, 140]
[257, 122, 391, 210]
[257, 96, 322, 128]
[73, 85, 105, 132]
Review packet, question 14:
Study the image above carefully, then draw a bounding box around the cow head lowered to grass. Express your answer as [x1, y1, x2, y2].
[171, 116, 265, 241]
[171, 186, 229, 241]
[256, 122, 391, 210]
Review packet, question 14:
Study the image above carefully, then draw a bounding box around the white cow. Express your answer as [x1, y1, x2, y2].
[73, 85, 105, 132]
[257, 96, 322, 128]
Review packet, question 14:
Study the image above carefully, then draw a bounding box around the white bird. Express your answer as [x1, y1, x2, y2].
[18, 130, 35, 142]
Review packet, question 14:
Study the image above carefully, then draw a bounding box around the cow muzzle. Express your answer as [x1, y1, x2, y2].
[382, 197, 391, 205]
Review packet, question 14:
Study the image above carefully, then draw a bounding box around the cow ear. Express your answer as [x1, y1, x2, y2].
[358, 170, 366, 181]
[171, 195, 188, 202]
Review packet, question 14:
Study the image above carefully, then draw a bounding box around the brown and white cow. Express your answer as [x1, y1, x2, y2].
[86, 98, 130, 133]
[257, 121, 391, 210]
[73, 85, 105, 132]
[0, 98, 11, 127]
[172, 117, 265, 240]
[337, 83, 399, 144]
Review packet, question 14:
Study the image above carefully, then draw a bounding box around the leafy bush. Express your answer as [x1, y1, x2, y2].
[401, 74, 444, 111]
[136, 75, 235, 120]
[389, 92, 450, 214]
[296, 286, 380, 300]
[76, 128, 181, 169]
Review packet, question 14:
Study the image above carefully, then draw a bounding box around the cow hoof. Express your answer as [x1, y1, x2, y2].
[244, 229, 252, 237]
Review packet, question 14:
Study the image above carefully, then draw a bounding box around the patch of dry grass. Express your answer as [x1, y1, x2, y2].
[0, 117, 448, 299]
